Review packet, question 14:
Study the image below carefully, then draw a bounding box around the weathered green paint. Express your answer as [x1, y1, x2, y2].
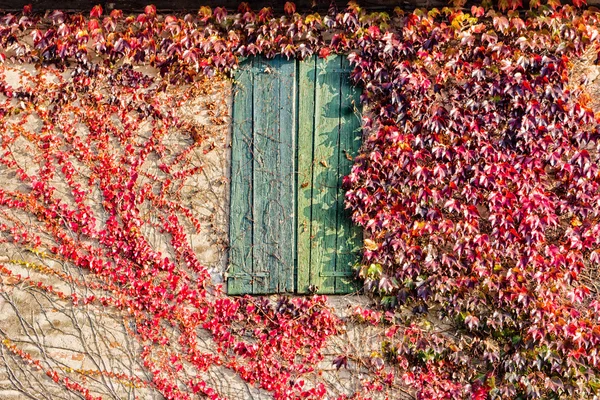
[278, 59, 297, 293]
[334, 56, 362, 293]
[296, 56, 317, 294]
[296, 55, 362, 294]
[228, 57, 296, 294]
[228, 58, 255, 295]
[309, 55, 343, 293]
[252, 57, 278, 293]
[229, 55, 362, 295]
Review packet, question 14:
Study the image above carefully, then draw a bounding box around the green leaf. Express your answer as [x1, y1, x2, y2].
[367, 263, 382, 278]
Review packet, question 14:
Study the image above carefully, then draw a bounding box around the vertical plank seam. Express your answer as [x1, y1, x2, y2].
[250, 57, 256, 294]
[292, 60, 297, 293]
[229, 60, 255, 295]
[228, 70, 236, 294]
[333, 56, 344, 293]
[294, 59, 299, 293]
[295, 58, 314, 294]
[276, 57, 282, 293]
[308, 55, 318, 290]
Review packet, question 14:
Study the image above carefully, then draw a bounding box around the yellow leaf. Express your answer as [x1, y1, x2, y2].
[364, 239, 378, 251]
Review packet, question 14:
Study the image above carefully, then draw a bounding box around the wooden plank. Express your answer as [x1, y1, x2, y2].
[252, 57, 279, 293]
[251, 56, 296, 293]
[309, 55, 343, 294]
[296, 56, 317, 294]
[228, 58, 254, 295]
[334, 56, 362, 293]
[277, 58, 297, 293]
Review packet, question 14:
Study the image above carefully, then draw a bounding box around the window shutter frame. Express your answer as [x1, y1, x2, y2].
[229, 55, 361, 295]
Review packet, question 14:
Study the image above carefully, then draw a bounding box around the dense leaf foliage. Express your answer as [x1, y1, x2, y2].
[0, 1, 599, 399]
[344, 3, 600, 398]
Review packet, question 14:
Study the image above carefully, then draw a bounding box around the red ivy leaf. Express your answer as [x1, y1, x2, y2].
[90, 4, 103, 18]
[284, 2, 296, 15]
[110, 9, 123, 19]
[318, 46, 331, 59]
[238, 2, 251, 13]
[213, 7, 227, 23]
[471, 6, 485, 17]
[547, 0, 561, 9]
[509, 0, 523, 10]
[332, 355, 348, 370]
[144, 4, 157, 17]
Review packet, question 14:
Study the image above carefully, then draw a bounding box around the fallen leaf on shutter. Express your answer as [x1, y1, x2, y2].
[319, 160, 328, 168]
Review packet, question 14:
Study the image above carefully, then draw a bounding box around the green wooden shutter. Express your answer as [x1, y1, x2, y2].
[229, 57, 296, 294]
[296, 55, 362, 294]
[228, 55, 361, 295]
